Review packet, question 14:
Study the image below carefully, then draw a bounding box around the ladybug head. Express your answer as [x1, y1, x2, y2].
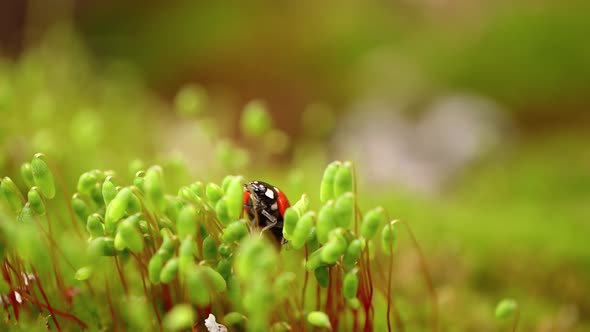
[244, 180, 278, 211]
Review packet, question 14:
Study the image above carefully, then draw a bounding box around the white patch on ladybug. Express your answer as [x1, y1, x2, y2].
[265, 188, 275, 199]
[271, 202, 278, 210]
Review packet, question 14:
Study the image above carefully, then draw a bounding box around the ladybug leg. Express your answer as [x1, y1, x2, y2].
[260, 210, 277, 225]
[259, 210, 278, 234]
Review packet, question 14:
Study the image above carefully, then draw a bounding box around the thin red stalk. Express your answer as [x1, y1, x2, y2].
[387, 242, 393, 332]
[400, 221, 438, 332]
[35, 218, 76, 270]
[315, 283, 321, 311]
[363, 248, 375, 331]
[44, 212, 67, 298]
[352, 308, 359, 332]
[385, 246, 404, 332]
[105, 279, 118, 331]
[52, 166, 84, 239]
[325, 267, 333, 318]
[30, 268, 61, 331]
[150, 284, 163, 331]
[20, 293, 88, 329]
[2, 260, 19, 321]
[301, 245, 309, 311]
[114, 256, 129, 297]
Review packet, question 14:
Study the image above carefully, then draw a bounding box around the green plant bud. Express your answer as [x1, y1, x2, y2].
[316, 201, 336, 244]
[334, 192, 354, 229]
[178, 236, 195, 272]
[320, 161, 341, 203]
[90, 183, 104, 206]
[226, 176, 244, 221]
[222, 220, 248, 243]
[235, 237, 277, 282]
[17, 203, 35, 223]
[242, 282, 274, 317]
[27, 187, 45, 215]
[334, 161, 353, 198]
[148, 254, 164, 284]
[164, 198, 182, 222]
[381, 221, 398, 253]
[307, 227, 320, 252]
[163, 304, 194, 331]
[190, 181, 204, 197]
[227, 276, 242, 307]
[270, 321, 290, 332]
[102, 177, 117, 205]
[175, 84, 207, 116]
[177, 186, 195, 202]
[343, 238, 364, 269]
[86, 213, 104, 238]
[264, 129, 290, 155]
[361, 207, 386, 240]
[176, 205, 197, 239]
[185, 266, 210, 306]
[281, 207, 300, 241]
[216, 258, 232, 281]
[144, 166, 165, 210]
[20, 163, 35, 188]
[215, 198, 231, 226]
[221, 175, 233, 192]
[290, 211, 314, 250]
[347, 298, 361, 310]
[202, 265, 227, 292]
[306, 247, 325, 271]
[160, 257, 179, 284]
[118, 218, 144, 253]
[495, 298, 518, 320]
[105, 187, 132, 225]
[291, 194, 309, 216]
[71, 194, 90, 222]
[128, 192, 142, 214]
[223, 312, 245, 326]
[206, 183, 223, 204]
[133, 171, 145, 192]
[158, 229, 177, 260]
[88, 237, 116, 257]
[343, 269, 359, 300]
[241, 99, 272, 137]
[128, 159, 145, 179]
[77, 172, 97, 194]
[74, 266, 93, 281]
[138, 220, 149, 234]
[1, 177, 24, 213]
[218, 243, 233, 258]
[202, 235, 217, 260]
[273, 272, 296, 299]
[321, 229, 348, 264]
[114, 231, 126, 251]
[307, 311, 331, 328]
[31, 154, 55, 199]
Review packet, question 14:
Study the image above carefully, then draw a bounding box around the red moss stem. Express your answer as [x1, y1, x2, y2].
[400, 221, 438, 332]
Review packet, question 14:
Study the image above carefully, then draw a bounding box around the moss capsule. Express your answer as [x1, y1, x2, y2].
[361, 207, 386, 240]
[176, 205, 197, 239]
[316, 201, 336, 244]
[320, 161, 340, 203]
[31, 154, 55, 199]
[27, 187, 45, 215]
[160, 257, 179, 284]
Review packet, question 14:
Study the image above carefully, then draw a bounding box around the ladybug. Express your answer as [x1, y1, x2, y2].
[243, 180, 290, 244]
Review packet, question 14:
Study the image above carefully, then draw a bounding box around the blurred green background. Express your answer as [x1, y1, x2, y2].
[1, 0, 589, 330]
